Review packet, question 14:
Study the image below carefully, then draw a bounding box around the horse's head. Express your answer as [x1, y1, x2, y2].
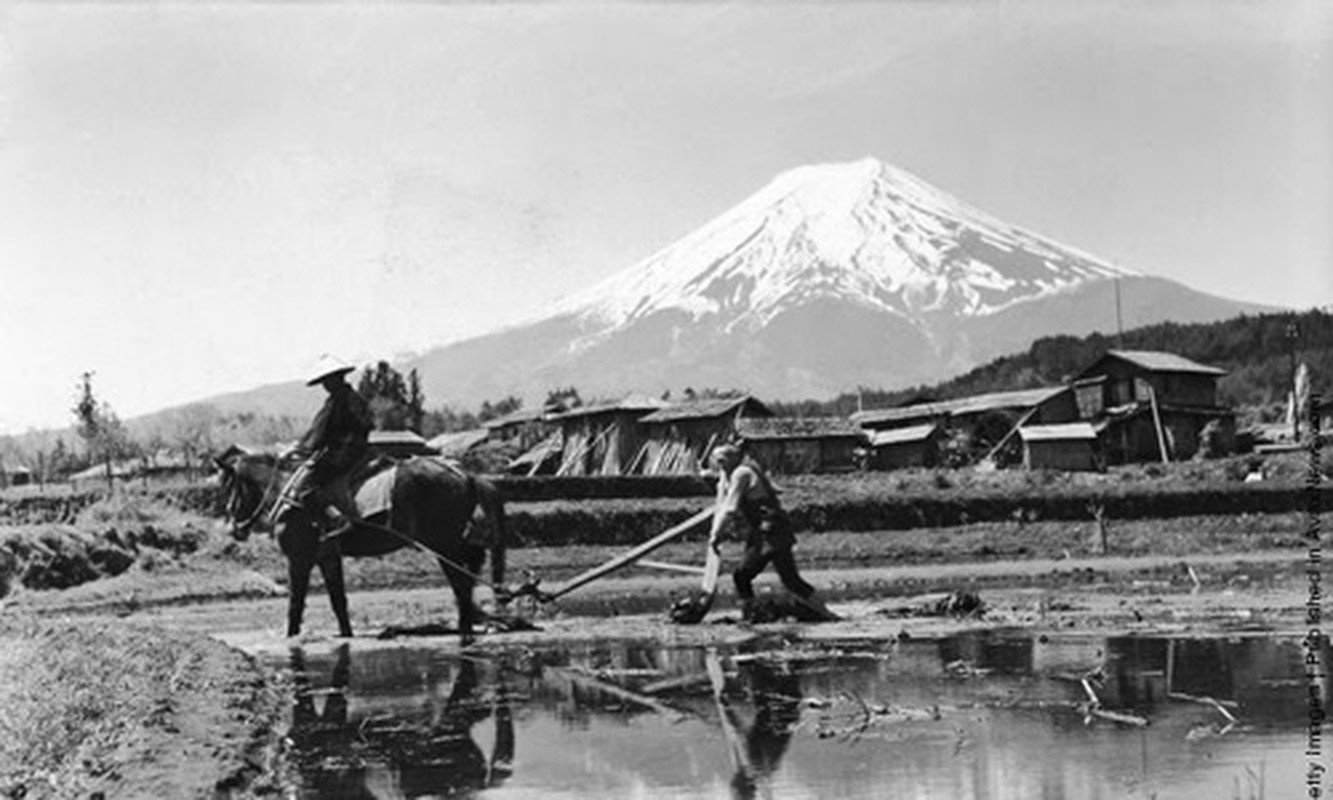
[214, 445, 280, 541]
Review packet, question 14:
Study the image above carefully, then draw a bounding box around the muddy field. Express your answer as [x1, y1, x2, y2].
[0, 472, 1326, 797]
[0, 533, 1323, 796]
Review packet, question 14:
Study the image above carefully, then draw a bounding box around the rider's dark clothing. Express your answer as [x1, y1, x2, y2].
[293, 383, 373, 505]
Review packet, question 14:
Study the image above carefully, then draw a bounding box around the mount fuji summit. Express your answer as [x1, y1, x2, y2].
[402, 157, 1263, 407]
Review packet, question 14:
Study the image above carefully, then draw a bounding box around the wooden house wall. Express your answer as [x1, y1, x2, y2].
[1099, 415, 1160, 465]
[1086, 360, 1219, 409]
[557, 412, 651, 476]
[1024, 439, 1099, 472]
[744, 437, 859, 474]
[638, 418, 734, 475]
[1031, 391, 1080, 424]
[1100, 408, 1234, 465]
[1076, 380, 1106, 419]
[872, 440, 938, 470]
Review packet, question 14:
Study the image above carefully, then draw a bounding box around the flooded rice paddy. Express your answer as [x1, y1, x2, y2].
[272, 630, 1328, 799]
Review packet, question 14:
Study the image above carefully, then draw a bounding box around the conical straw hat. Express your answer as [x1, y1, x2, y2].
[306, 354, 356, 386]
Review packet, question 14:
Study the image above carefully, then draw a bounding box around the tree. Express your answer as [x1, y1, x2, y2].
[72, 372, 133, 489]
[544, 386, 583, 413]
[356, 361, 426, 432]
[478, 395, 522, 424]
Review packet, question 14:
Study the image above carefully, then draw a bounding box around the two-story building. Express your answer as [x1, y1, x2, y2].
[1072, 350, 1233, 463]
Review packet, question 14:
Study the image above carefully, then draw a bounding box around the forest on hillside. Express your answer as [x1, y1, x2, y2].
[770, 309, 1333, 420]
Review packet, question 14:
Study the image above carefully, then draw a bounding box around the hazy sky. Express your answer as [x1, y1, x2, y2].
[1, 1, 1330, 434]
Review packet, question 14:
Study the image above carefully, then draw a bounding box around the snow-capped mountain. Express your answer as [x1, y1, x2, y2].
[553, 157, 1134, 340]
[190, 157, 1270, 419]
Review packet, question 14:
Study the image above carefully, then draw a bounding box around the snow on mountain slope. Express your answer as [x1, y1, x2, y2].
[550, 157, 1136, 340]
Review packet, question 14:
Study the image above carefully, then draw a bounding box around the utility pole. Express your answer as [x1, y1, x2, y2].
[1115, 277, 1124, 349]
[1286, 318, 1300, 441]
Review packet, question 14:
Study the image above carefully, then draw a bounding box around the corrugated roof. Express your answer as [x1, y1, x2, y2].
[869, 423, 942, 446]
[737, 416, 861, 440]
[639, 396, 771, 423]
[852, 386, 1069, 426]
[1019, 422, 1098, 441]
[1103, 350, 1226, 376]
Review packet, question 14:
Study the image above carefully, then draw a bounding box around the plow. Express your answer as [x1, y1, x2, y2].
[500, 507, 724, 624]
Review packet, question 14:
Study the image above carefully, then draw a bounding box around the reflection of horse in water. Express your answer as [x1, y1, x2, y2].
[707, 646, 803, 800]
[288, 645, 514, 798]
[215, 447, 509, 640]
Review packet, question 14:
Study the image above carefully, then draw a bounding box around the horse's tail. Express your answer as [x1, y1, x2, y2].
[472, 475, 508, 590]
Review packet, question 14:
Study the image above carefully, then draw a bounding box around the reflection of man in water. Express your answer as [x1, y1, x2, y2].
[287, 645, 514, 798]
[706, 649, 803, 800]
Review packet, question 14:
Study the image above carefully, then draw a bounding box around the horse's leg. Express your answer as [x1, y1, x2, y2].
[442, 546, 486, 643]
[316, 544, 353, 638]
[278, 516, 318, 637]
[285, 551, 315, 638]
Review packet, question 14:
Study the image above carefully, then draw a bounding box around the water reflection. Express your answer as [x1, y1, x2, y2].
[281, 632, 1328, 799]
[706, 645, 804, 800]
[288, 645, 513, 797]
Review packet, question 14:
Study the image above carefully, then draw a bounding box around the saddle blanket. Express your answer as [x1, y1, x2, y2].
[353, 465, 398, 519]
[352, 456, 470, 521]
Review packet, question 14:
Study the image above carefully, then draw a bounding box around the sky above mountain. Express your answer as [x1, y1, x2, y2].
[1, 2, 1330, 434]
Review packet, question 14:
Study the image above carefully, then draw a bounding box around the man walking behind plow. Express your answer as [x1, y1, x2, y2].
[706, 444, 836, 622]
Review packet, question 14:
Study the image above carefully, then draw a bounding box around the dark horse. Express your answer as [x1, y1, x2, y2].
[214, 446, 509, 640]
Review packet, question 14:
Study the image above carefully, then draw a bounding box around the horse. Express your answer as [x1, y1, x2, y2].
[214, 445, 510, 641]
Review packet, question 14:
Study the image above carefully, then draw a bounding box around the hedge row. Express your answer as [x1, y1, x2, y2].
[500, 482, 1333, 547]
[5, 478, 1329, 548]
[491, 474, 715, 502]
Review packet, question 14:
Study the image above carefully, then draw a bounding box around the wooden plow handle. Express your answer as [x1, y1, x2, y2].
[535, 507, 714, 602]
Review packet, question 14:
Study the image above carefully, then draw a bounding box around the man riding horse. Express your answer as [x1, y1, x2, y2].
[282, 354, 374, 536]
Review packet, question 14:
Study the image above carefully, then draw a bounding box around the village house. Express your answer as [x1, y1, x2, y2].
[864, 423, 946, 470]
[735, 416, 863, 474]
[1019, 422, 1101, 472]
[0, 464, 33, 488]
[852, 386, 1078, 467]
[547, 395, 667, 476]
[1072, 350, 1233, 463]
[635, 396, 772, 475]
[482, 406, 558, 455]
